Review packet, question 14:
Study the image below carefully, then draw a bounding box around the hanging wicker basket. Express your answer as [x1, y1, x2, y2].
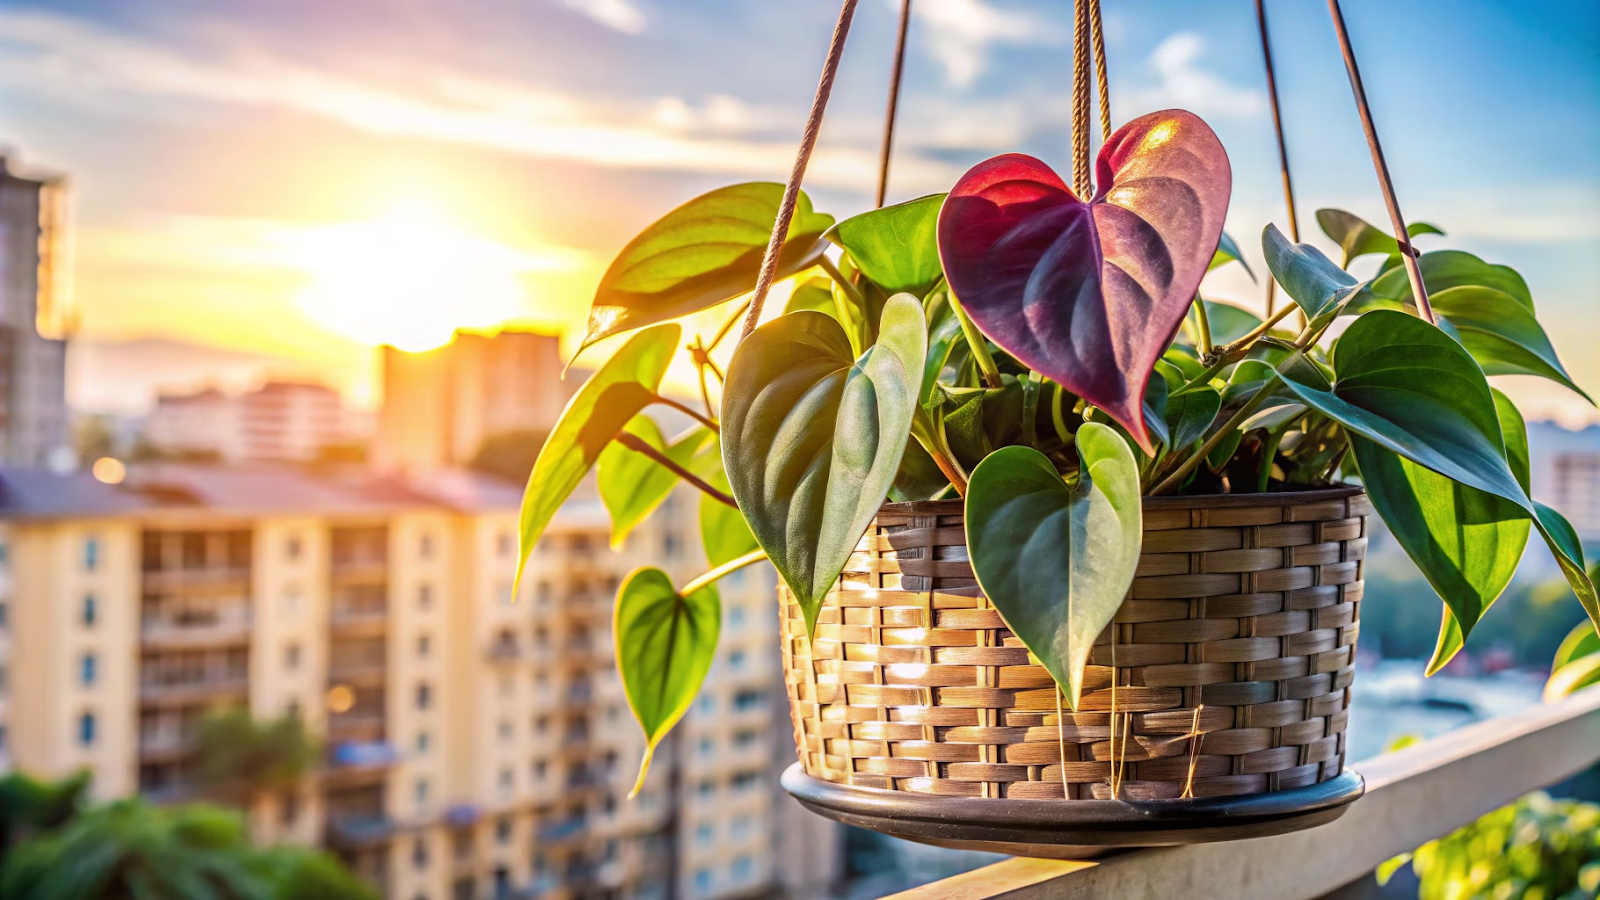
[779, 486, 1371, 854]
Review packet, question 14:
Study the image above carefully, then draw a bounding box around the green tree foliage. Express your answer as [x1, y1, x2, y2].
[195, 709, 318, 799]
[1381, 792, 1600, 899]
[0, 771, 89, 867]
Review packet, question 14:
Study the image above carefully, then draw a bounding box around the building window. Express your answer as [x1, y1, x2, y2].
[79, 712, 96, 746]
[729, 650, 746, 670]
[84, 538, 99, 572]
[286, 536, 302, 561]
[284, 642, 301, 671]
[416, 634, 431, 658]
[418, 584, 434, 610]
[81, 595, 97, 627]
[415, 778, 429, 808]
[698, 738, 713, 756]
[697, 695, 715, 714]
[732, 772, 759, 792]
[281, 793, 299, 827]
[732, 856, 753, 881]
[80, 653, 97, 687]
[731, 815, 752, 839]
[412, 836, 429, 870]
[416, 732, 430, 755]
[694, 870, 711, 893]
[0, 601, 8, 630]
[734, 729, 758, 748]
[696, 823, 713, 845]
[696, 780, 713, 797]
[416, 683, 432, 710]
[495, 817, 511, 845]
[498, 768, 513, 793]
[733, 689, 762, 711]
[531, 760, 546, 780]
[419, 533, 434, 559]
[729, 606, 746, 629]
[498, 720, 512, 742]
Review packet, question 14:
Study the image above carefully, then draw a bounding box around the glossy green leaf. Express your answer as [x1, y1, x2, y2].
[1208, 231, 1255, 279]
[1262, 224, 1360, 328]
[782, 276, 838, 318]
[1315, 208, 1443, 267]
[1429, 286, 1592, 402]
[964, 427, 1142, 708]
[515, 325, 680, 595]
[580, 184, 833, 353]
[921, 291, 966, 406]
[1167, 386, 1221, 450]
[721, 294, 925, 633]
[614, 568, 720, 796]
[826, 194, 946, 295]
[598, 417, 715, 550]
[890, 437, 952, 502]
[1553, 614, 1600, 672]
[1353, 389, 1531, 676]
[1544, 654, 1600, 702]
[1203, 301, 1264, 345]
[698, 456, 759, 567]
[1281, 310, 1599, 635]
[1368, 249, 1533, 311]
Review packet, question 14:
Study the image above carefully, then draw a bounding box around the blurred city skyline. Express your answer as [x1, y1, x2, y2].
[2, 0, 1596, 424]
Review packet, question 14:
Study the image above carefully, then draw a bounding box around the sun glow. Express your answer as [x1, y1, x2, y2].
[288, 200, 583, 352]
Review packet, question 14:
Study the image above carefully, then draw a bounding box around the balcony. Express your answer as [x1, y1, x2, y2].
[138, 673, 248, 705]
[327, 660, 387, 687]
[891, 687, 1600, 900]
[325, 813, 397, 850]
[137, 730, 195, 762]
[141, 566, 251, 593]
[329, 556, 388, 585]
[140, 611, 252, 649]
[330, 604, 387, 637]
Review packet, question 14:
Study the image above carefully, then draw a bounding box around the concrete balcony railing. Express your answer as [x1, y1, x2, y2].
[139, 674, 248, 705]
[140, 567, 251, 592]
[140, 613, 252, 648]
[889, 687, 1600, 900]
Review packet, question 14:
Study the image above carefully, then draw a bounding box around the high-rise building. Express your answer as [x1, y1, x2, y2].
[0, 156, 70, 468]
[1527, 421, 1600, 543]
[0, 461, 827, 899]
[374, 329, 577, 474]
[144, 381, 361, 462]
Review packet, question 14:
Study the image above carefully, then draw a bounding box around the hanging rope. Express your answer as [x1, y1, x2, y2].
[876, 0, 914, 209]
[1090, 0, 1111, 143]
[1070, 0, 1094, 197]
[1255, 0, 1299, 316]
[1326, 0, 1435, 323]
[741, 0, 861, 340]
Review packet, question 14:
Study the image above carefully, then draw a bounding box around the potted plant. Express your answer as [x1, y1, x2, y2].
[514, 108, 1597, 850]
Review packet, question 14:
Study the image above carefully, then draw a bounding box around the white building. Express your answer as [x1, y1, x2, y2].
[0, 156, 70, 468]
[144, 381, 360, 463]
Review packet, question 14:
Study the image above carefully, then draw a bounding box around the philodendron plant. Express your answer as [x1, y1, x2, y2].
[516, 109, 1599, 792]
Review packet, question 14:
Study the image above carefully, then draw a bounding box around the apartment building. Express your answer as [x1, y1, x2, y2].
[144, 381, 360, 462]
[0, 155, 70, 468]
[373, 329, 578, 474]
[0, 461, 816, 900]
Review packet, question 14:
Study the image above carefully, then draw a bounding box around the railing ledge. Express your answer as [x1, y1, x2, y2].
[887, 686, 1600, 900]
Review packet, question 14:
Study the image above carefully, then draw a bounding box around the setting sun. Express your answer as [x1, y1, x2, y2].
[287, 200, 584, 352]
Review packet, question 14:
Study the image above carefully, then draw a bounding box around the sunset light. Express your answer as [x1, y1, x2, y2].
[288, 200, 584, 352]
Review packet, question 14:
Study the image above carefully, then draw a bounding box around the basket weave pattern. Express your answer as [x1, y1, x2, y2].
[780, 487, 1372, 800]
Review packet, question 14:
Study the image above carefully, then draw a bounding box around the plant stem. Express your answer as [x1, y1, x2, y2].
[816, 254, 869, 313]
[1148, 377, 1279, 496]
[691, 339, 716, 420]
[682, 549, 768, 596]
[946, 291, 1003, 389]
[1194, 296, 1214, 358]
[651, 394, 719, 433]
[913, 415, 969, 496]
[1200, 303, 1297, 369]
[708, 298, 754, 353]
[616, 432, 737, 508]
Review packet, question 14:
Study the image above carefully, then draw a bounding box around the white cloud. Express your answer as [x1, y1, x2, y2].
[1124, 33, 1265, 120]
[558, 0, 646, 35]
[0, 10, 960, 192]
[905, 0, 1064, 88]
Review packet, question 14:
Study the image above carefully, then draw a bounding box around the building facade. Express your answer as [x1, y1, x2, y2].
[144, 381, 360, 462]
[0, 462, 824, 899]
[0, 156, 70, 468]
[374, 329, 576, 474]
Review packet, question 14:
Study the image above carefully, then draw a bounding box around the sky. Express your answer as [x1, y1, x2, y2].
[2, 0, 1597, 423]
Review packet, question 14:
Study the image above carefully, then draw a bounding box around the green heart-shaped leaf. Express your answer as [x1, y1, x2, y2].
[1367, 249, 1532, 311]
[1263, 224, 1361, 328]
[1208, 231, 1255, 279]
[515, 325, 680, 594]
[825, 193, 946, 296]
[1202, 301, 1264, 345]
[964, 426, 1142, 708]
[1166, 386, 1221, 450]
[599, 417, 716, 550]
[782, 276, 839, 318]
[1429, 286, 1592, 402]
[1281, 310, 1598, 635]
[698, 450, 759, 567]
[580, 183, 833, 353]
[614, 568, 720, 796]
[721, 294, 926, 633]
[1353, 389, 1531, 675]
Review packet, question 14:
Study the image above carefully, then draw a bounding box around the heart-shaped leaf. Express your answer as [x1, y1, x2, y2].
[826, 193, 946, 296]
[721, 294, 926, 633]
[1280, 310, 1598, 635]
[515, 325, 680, 594]
[937, 110, 1232, 454]
[698, 446, 759, 567]
[1166, 385, 1221, 449]
[782, 276, 839, 318]
[1428, 286, 1592, 402]
[1202, 301, 1264, 345]
[598, 417, 716, 550]
[614, 567, 720, 795]
[1353, 388, 1531, 675]
[580, 183, 833, 354]
[965, 428, 1141, 708]
[1262, 224, 1361, 329]
[1316, 208, 1443, 267]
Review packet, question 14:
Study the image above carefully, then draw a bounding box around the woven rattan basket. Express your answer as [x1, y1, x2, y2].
[781, 486, 1371, 804]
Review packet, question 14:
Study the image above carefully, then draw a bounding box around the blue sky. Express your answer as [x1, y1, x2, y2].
[1, 0, 1595, 421]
